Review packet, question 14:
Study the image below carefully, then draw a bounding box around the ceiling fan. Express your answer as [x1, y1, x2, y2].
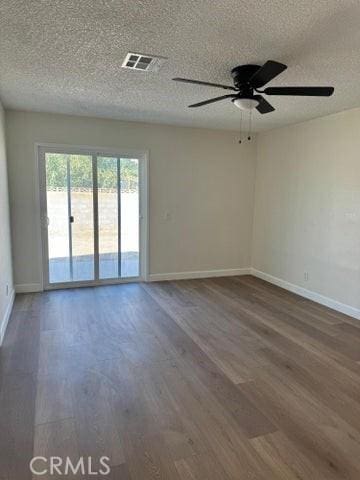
[173, 61, 334, 113]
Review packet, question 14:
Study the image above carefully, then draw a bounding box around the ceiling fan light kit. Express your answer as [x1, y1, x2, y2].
[233, 97, 259, 110]
[173, 60, 334, 115]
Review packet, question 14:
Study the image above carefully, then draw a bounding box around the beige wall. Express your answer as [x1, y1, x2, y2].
[6, 110, 256, 288]
[4, 107, 360, 314]
[0, 100, 14, 342]
[253, 107, 360, 310]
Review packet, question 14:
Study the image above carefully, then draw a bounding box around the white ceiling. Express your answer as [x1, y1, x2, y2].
[1, 0, 360, 131]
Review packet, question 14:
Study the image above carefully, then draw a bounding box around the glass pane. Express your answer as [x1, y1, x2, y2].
[69, 155, 94, 281]
[46, 153, 71, 283]
[98, 157, 119, 279]
[121, 158, 139, 277]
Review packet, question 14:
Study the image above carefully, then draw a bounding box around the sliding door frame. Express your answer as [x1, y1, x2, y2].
[37, 143, 149, 290]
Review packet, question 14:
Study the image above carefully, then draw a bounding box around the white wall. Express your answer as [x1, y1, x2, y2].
[253, 107, 360, 313]
[0, 100, 14, 344]
[5, 111, 256, 290]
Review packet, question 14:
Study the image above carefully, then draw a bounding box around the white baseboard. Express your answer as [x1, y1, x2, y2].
[0, 289, 15, 346]
[251, 268, 360, 320]
[15, 283, 43, 293]
[148, 267, 251, 282]
[10, 270, 359, 320]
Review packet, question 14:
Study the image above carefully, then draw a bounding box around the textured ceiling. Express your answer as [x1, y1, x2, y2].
[1, 0, 360, 131]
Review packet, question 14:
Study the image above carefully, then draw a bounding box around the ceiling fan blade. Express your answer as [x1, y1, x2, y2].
[254, 95, 275, 114]
[249, 60, 287, 88]
[188, 94, 237, 108]
[264, 86, 334, 96]
[173, 77, 236, 91]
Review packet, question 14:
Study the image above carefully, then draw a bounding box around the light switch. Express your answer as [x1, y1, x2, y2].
[164, 211, 172, 221]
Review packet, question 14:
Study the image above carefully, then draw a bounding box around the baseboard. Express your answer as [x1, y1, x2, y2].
[148, 267, 251, 282]
[251, 269, 360, 320]
[0, 289, 15, 346]
[15, 283, 43, 293]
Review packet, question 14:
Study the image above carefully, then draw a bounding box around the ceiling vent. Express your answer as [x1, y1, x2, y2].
[121, 52, 166, 72]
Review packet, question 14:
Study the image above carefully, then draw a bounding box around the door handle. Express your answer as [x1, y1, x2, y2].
[69, 215, 74, 223]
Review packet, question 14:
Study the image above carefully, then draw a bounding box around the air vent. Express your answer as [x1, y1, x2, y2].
[121, 52, 166, 72]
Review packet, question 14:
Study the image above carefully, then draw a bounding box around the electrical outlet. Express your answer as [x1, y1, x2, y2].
[304, 272, 309, 282]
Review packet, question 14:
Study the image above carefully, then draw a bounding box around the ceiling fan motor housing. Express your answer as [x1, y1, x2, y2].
[231, 64, 261, 89]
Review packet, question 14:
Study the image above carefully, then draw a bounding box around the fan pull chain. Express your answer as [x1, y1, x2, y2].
[248, 110, 252, 141]
[238, 111, 243, 144]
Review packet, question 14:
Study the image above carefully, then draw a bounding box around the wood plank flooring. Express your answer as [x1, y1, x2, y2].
[1, 275, 360, 479]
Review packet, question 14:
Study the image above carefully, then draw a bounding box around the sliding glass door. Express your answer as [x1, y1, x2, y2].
[40, 148, 144, 288]
[97, 156, 139, 279]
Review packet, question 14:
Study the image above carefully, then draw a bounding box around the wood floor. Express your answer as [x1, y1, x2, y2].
[1, 275, 360, 479]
